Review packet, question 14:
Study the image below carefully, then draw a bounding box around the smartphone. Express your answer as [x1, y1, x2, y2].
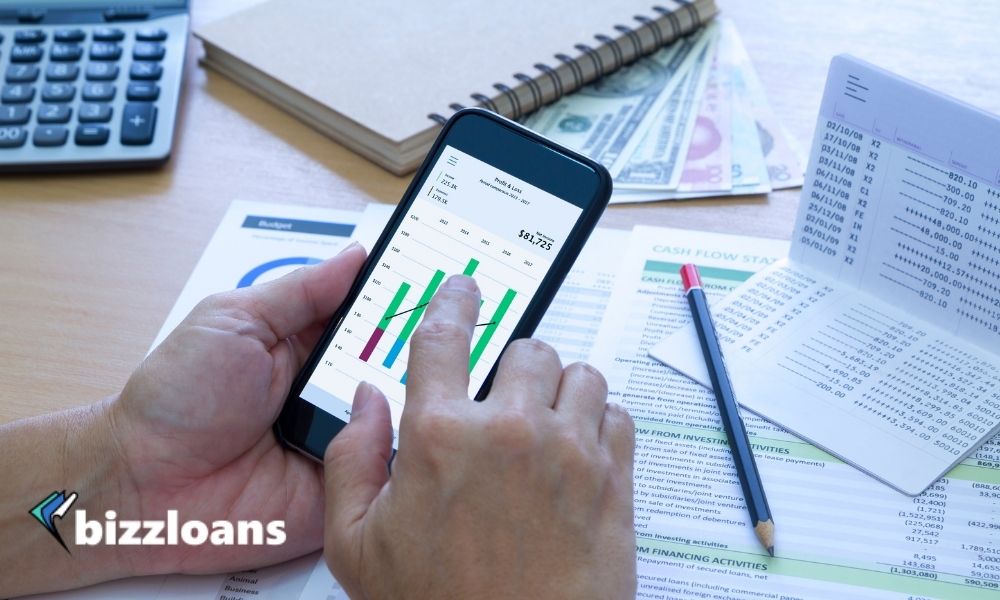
[276, 108, 612, 459]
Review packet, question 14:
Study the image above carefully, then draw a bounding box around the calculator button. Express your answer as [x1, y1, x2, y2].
[92, 27, 125, 42]
[37, 104, 72, 124]
[129, 62, 162, 81]
[54, 29, 87, 43]
[0, 126, 28, 148]
[11, 45, 44, 63]
[46, 63, 80, 82]
[85, 63, 119, 81]
[126, 82, 159, 101]
[5, 64, 39, 83]
[121, 102, 156, 145]
[0, 105, 31, 125]
[136, 28, 168, 41]
[75, 124, 110, 146]
[82, 83, 116, 102]
[1, 84, 35, 104]
[78, 103, 113, 123]
[51, 44, 84, 62]
[133, 43, 165, 61]
[90, 43, 122, 61]
[17, 9, 46, 24]
[33, 126, 69, 147]
[41, 84, 76, 103]
[14, 29, 46, 44]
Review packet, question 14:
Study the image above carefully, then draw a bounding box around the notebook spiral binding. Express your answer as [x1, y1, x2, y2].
[426, 0, 714, 125]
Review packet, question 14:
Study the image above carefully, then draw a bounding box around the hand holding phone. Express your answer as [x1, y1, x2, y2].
[322, 274, 638, 599]
[277, 108, 612, 456]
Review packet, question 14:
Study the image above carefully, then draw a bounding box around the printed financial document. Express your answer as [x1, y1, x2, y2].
[653, 55, 1000, 496]
[593, 225, 1000, 599]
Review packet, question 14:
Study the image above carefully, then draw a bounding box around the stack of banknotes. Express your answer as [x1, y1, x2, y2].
[523, 19, 804, 204]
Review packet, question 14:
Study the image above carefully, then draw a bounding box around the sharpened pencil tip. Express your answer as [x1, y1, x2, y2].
[754, 519, 775, 557]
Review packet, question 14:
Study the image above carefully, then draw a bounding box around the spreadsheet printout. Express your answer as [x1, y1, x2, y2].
[600, 226, 1000, 598]
[651, 55, 1000, 496]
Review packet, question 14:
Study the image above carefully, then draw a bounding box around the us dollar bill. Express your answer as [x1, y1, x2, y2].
[522, 29, 704, 169]
[610, 22, 719, 189]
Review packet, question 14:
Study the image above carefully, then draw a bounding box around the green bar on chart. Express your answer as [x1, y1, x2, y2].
[469, 288, 517, 372]
[379, 282, 412, 326]
[383, 269, 446, 368]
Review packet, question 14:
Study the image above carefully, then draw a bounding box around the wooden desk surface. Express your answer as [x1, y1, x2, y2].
[2, 0, 997, 422]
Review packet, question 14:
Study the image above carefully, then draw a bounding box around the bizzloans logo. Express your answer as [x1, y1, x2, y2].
[31, 491, 286, 553]
[30, 490, 78, 552]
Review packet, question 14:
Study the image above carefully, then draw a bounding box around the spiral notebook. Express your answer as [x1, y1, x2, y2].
[195, 0, 717, 174]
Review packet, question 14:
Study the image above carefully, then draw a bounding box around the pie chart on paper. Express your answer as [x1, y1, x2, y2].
[236, 257, 322, 288]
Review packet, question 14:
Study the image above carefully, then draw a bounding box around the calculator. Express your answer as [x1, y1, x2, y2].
[0, 1, 188, 170]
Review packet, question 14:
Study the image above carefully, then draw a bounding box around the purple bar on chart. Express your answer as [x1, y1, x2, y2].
[359, 327, 386, 362]
[359, 281, 412, 363]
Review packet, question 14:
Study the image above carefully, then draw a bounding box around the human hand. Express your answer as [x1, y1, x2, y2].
[107, 243, 367, 575]
[323, 275, 637, 599]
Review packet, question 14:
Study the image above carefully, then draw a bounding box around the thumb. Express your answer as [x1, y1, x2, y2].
[324, 382, 393, 557]
[201, 242, 367, 344]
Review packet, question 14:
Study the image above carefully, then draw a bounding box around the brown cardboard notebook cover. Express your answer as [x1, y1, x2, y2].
[196, 0, 717, 174]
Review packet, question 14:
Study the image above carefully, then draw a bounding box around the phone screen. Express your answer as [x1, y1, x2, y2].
[300, 144, 584, 432]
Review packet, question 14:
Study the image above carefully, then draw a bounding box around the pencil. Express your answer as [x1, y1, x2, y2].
[680, 264, 775, 557]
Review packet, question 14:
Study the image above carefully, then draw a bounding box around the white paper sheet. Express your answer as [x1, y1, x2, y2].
[651, 55, 1000, 495]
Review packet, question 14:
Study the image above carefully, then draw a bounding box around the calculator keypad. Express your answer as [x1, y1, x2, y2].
[0, 13, 187, 168]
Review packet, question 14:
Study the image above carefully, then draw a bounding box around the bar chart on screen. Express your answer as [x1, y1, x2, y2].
[309, 195, 548, 425]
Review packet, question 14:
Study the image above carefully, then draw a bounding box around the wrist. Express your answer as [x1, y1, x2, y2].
[60, 395, 143, 580]
[0, 396, 142, 597]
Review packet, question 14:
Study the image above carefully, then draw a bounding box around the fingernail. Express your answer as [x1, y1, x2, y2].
[442, 274, 478, 293]
[352, 382, 374, 415]
[338, 241, 363, 256]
